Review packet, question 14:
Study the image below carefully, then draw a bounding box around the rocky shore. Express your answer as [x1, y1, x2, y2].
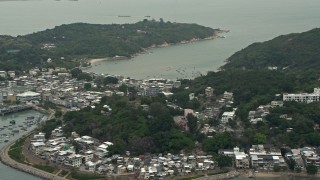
[194, 170, 240, 180]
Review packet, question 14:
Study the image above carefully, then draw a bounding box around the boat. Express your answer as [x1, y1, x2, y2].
[118, 15, 131, 18]
[4, 139, 9, 143]
[26, 116, 35, 120]
[12, 130, 19, 133]
[10, 120, 16, 124]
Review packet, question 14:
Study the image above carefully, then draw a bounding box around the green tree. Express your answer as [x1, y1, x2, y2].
[273, 165, 281, 172]
[77, 72, 92, 81]
[55, 110, 63, 118]
[306, 164, 318, 175]
[103, 76, 118, 85]
[287, 158, 296, 171]
[70, 68, 82, 78]
[215, 154, 233, 168]
[84, 83, 92, 90]
[254, 133, 267, 144]
[186, 113, 198, 133]
[202, 132, 233, 153]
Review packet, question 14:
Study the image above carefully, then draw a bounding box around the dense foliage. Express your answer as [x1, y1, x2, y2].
[0, 20, 217, 71]
[173, 28, 320, 149]
[8, 137, 26, 164]
[63, 95, 194, 155]
[223, 28, 320, 72]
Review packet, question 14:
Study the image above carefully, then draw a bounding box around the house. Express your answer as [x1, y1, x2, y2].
[30, 142, 46, 155]
[219, 147, 250, 169]
[249, 145, 285, 170]
[84, 150, 94, 162]
[221, 111, 235, 124]
[189, 93, 195, 100]
[271, 101, 284, 107]
[85, 161, 97, 172]
[0, 71, 7, 78]
[300, 147, 320, 167]
[32, 132, 46, 142]
[223, 91, 233, 100]
[7, 71, 15, 78]
[235, 154, 250, 169]
[51, 126, 63, 138]
[65, 154, 83, 167]
[205, 87, 214, 97]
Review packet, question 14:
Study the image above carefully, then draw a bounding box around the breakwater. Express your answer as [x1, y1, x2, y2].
[0, 131, 65, 180]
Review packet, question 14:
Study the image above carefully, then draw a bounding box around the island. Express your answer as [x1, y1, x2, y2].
[1, 27, 320, 179]
[0, 19, 221, 72]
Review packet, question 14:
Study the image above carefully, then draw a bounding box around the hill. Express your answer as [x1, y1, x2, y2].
[171, 28, 320, 148]
[174, 28, 320, 123]
[222, 28, 320, 72]
[0, 20, 218, 71]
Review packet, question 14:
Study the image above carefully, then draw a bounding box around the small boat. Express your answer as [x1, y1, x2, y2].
[10, 120, 16, 124]
[118, 15, 131, 18]
[12, 130, 19, 133]
[4, 139, 9, 143]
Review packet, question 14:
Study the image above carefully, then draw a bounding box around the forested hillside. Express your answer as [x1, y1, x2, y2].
[0, 20, 218, 71]
[223, 28, 320, 72]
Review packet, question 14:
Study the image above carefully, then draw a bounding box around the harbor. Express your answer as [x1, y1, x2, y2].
[0, 110, 48, 180]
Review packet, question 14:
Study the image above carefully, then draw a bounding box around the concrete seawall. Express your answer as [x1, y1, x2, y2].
[0, 107, 63, 180]
[0, 134, 66, 180]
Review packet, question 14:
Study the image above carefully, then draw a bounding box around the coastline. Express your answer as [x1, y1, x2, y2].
[0, 134, 66, 180]
[87, 30, 228, 66]
[0, 107, 60, 180]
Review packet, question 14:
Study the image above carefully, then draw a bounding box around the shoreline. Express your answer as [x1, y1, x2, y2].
[87, 29, 228, 66]
[0, 107, 61, 180]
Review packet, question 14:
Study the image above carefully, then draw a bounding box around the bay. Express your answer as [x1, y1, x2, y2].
[0, 110, 46, 180]
[1, 0, 320, 79]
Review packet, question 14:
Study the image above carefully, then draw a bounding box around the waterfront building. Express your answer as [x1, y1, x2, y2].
[16, 91, 41, 102]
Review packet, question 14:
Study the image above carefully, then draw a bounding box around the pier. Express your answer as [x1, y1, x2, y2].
[0, 105, 32, 116]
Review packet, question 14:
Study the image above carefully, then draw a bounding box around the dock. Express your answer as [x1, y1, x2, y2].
[0, 105, 32, 116]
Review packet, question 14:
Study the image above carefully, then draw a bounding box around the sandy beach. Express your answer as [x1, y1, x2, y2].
[89, 57, 112, 64]
[87, 30, 227, 66]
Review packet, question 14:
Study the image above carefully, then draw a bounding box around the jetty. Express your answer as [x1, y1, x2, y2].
[0, 105, 32, 116]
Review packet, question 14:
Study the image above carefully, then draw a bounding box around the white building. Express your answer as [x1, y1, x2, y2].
[65, 154, 83, 167]
[223, 91, 233, 100]
[221, 111, 235, 124]
[16, 91, 41, 102]
[205, 87, 214, 97]
[0, 71, 7, 78]
[283, 88, 320, 103]
[30, 142, 46, 155]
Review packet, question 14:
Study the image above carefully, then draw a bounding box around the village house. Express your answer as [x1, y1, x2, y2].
[300, 147, 320, 167]
[249, 145, 286, 170]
